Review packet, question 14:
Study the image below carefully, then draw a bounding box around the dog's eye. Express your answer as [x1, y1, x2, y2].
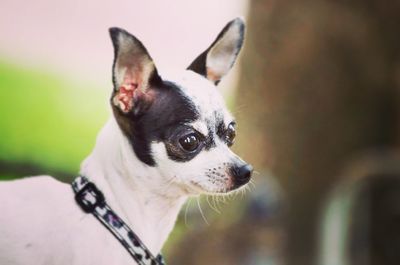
[226, 123, 236, 146]
[179, 133, 200, 152]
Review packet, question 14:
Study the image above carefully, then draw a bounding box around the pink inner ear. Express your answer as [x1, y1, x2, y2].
[116, 82, 138, 112]
[206, 67, 221, 83]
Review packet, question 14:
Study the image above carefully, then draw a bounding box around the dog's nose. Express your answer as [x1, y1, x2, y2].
[232, 164, 253, 186]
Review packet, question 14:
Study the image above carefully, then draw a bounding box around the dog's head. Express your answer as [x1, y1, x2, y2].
[109, 18, 252, 195]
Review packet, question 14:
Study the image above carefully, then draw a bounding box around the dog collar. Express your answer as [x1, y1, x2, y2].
[72, 175, 166, 265]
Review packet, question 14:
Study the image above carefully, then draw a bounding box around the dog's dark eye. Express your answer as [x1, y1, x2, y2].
[179, 133, 199, 152]
[226, 123, 236, 146]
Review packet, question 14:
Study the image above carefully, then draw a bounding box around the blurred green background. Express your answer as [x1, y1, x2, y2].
[0, 60, 107, 181]
[2, 1, 400, 265]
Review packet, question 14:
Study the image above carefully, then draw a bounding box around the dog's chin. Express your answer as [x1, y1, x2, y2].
[185, 180, 248, 196]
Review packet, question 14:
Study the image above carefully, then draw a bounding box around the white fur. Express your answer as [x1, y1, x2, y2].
[154, 70, 242, 194]
[0, 20, 247, 263]
[0, 117, 186, 265]
[0, 70, 245, 265]
[162, 70, 234, 129]
[151, 139, 242, 194]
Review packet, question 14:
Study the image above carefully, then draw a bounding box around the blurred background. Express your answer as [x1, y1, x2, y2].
[1, 0, 400, 264]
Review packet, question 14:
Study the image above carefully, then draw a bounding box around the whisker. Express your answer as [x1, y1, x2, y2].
[221, 194, 227, 204]
[184, 198, 193, 227]
[206, 195, 221, 214]
[163, 175, 177, 190]
[240, 188, 245, 199]
[196, 197, 209, 225]
[249, 180, 256, 190]
[245, 184, 251, 194]
[212, 195, 222, 212]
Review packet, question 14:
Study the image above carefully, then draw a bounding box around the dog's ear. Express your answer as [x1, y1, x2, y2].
[109, 28, 161, 114]
[187, 18, 245, 85]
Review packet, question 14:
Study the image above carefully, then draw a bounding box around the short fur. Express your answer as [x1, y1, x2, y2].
[0, 18, 251, 265]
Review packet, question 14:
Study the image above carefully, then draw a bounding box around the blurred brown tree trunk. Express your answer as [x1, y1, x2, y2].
[236, 1, 400, 264]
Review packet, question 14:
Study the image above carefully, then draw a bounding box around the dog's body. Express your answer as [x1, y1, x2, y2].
[0, 117, 185, 264]
[0, 18, 252, 265]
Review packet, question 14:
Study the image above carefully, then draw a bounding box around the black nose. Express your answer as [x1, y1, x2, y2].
[232, 164, 253, 187]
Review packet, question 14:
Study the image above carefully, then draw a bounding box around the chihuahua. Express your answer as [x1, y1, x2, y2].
[0, 17, 252, 265]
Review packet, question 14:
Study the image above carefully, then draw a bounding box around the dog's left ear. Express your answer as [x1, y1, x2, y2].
[109, 27, 161, 114]
[187, 18, 245, 85]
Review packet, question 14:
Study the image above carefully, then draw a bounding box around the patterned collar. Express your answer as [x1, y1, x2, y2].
[72, 175, 166, 265]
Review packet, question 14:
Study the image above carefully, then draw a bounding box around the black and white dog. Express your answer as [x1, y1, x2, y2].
[0, 18, 252, 265]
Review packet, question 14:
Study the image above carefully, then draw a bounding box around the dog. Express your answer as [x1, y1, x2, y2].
[0, 17, 252, 265]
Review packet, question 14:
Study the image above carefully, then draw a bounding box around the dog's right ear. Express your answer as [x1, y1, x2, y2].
[109, 28, 161, 115]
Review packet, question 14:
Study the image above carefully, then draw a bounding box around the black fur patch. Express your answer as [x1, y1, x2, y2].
[109, 24, 241, 166]
[112, 81, 200, 166]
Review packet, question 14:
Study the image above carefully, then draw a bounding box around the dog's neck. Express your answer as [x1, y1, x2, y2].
[80, 117, 187, 255]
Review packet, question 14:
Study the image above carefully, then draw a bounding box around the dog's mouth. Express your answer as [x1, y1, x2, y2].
[187, 174, 249, 195]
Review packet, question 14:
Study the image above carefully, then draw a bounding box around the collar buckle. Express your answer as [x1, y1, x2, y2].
[75, 182, 105, 213]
